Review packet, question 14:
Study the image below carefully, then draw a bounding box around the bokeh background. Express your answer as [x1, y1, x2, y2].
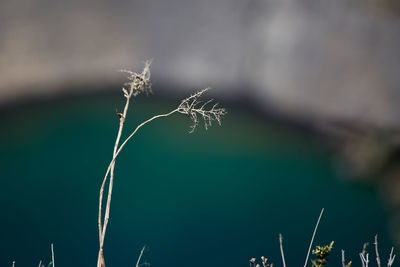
[1, 0, 400, 266]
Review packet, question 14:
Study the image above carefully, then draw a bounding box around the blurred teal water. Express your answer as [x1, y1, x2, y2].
[0, 93, 395, 267]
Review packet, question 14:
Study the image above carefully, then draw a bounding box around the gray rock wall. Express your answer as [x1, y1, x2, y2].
[1, 0, 400, 126]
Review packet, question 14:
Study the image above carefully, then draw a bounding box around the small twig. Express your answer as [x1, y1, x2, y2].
[12, 261, 15, 267]
[51, 243, 55, 267]
[303, 208, 324, 267]
[374, 235, 382, 267]
[387, 247, 396, 267]
[279, 234, 287, 267]
[38, 260, 42, 267]
[135, 246, 146, 267]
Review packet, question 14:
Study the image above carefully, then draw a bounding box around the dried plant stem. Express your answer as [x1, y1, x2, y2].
[360, 252, 370, 267]
[303, 208, 324, 267]
[341, 250, 346, 267]
[98, 90, 132, 267]
[100, 110, 178, 204]
[374, 235, 382, 267]
[279, 234, 287, 267]
[96, 62, 224, 267]
[97, 109, 177, 267]
[135, 246, 146, 267]
[12, 261, 15, 267]
[387, 247, 396, 267]
[100, 108, 178, 238]
[51, 243, 55, 267]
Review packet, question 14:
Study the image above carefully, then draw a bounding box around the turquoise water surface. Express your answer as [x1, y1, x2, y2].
[0, 93, 394, 266]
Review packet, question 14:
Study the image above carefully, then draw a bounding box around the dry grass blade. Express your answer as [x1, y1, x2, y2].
[279, 234, 287, 267]
[51, 243, 55, 267]
[341, 250, 346, 267]
[303, 208, 324, 267]
[135, 246, 146, 267]
[374, 235, 381, 267]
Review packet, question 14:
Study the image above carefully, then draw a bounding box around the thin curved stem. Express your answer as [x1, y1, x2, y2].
[97, 108, 178, 267]
[135, 246, 146, 267]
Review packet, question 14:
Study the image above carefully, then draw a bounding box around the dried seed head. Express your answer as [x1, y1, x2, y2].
[120, 60, 153, 97]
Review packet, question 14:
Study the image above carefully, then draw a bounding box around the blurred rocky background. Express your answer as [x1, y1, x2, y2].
[2, 0, 400, 123]
[2, 0, 400, 262]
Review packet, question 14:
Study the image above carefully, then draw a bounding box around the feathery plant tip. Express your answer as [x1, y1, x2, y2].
[120, 59, 153, 97]
[177, 87, 227, 133]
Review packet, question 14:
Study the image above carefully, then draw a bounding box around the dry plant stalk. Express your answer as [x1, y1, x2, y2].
[360, 251, 370, 267]
[51, 243, 55, 267]
[375, 234, 382, 267]
[279, 234, 287, 267]
[135, 245, 146, 267]
[341, 249, 352, 267]
[341, 249, 346, 267]
[373, 235, 396, 267]
[304, 208, 324, 267]
[97, 61, 226, 267]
